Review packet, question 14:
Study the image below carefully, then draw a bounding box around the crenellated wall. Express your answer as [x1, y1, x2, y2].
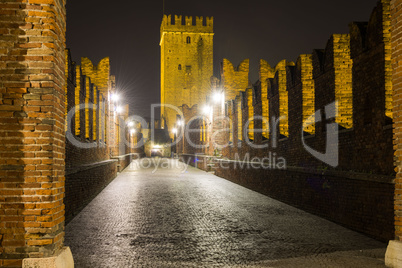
[161, 15, 213, 32]
[177, 0, 394, 242]
[222, 59, 250, 102]
[312, 34, 354, 129]
[221, 0, 392, 241]
[64, 50, 141, 223]
[81, 57, 110, 96]
[295, 54, 315, 135]
[268, 60, 295, 138]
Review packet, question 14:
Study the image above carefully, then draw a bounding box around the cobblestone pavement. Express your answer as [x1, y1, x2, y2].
[65, 158, 387, 267]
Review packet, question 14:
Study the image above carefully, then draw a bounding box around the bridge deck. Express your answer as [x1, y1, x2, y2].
[65, 158, 386, 267]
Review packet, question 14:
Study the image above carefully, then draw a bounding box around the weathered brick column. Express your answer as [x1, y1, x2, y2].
[0, 0, 73, 267]
[387, 0, 402, 267]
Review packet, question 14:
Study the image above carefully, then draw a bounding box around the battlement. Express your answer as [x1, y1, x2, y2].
[161, 14, 213, 33]
[81, 57, 110, 94]
[222, 59, 250, 102]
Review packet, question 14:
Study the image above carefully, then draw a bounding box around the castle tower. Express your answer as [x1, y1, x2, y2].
[160, 15, 214, 135]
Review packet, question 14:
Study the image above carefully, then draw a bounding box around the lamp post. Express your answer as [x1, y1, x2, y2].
[109, 91, 123, 156]
[176, 119, 184, 156]
[172, 127, 178, 157]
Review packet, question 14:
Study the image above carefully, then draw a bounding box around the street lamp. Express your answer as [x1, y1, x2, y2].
[116, 106, 123, 114]
[202, 105, 212, 115]
[111, 93, 119, 102]
[213, 91, 224, 103]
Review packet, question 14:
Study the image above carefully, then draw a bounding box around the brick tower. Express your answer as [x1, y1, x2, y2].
[160, 15, 214, 135]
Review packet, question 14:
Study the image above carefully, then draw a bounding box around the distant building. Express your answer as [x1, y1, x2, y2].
[142, 128, 172, 157]
[141, 119, 172, 157]
[160, 15, 214, 137]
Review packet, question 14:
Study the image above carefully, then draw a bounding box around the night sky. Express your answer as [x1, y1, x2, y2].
[66, 0, 379, 118]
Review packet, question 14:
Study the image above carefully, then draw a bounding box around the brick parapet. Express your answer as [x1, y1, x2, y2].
[176, 0, 395, 242]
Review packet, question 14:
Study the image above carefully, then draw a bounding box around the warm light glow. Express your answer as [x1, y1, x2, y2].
[116, 106, 123, 114]
[172, 128, 177, 134]
[202, 105, 211, 115]
[177, 120, 183, 126]
[128, 121, 134, 127]
[213, 91, 223, 103]
[111, 93, 119, 102]
[130, 129, 136, 135]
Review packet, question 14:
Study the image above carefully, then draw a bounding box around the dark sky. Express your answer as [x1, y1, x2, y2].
[66, 0, 379, 118]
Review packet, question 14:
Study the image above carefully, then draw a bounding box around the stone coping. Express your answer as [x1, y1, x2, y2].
[66, 159, 118, 176]
[111, 153, 140, 160]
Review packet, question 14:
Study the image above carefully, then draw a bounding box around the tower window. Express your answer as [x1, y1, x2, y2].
[178, 64, 182, 70]
[186, 65, 192, 74]
[186, 36, 191, 44]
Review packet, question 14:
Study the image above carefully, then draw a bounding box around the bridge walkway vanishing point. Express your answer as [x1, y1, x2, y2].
[65, 158, 387, 267]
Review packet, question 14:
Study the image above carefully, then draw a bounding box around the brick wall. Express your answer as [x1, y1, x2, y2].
[65, 160, 117, 224]
[219, 0, 394, 175]
[63, 49, 139, 223]
[65, 49, 111, 167]
[259, 60, 275, 139]
[391, 0, 402, 242]
[0, 0, 67, 266]
[222, 59, 249, 102]
[81, 57, 110, 96]
[215, 163, 394, 242]
[179, 0, 395, 242]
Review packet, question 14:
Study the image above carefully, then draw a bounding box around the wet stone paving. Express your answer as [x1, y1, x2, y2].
[65, 158, 387, 267]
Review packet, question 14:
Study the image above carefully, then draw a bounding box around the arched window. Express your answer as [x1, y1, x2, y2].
[178, 64, 182, 70]
[186, 36, 191, 44]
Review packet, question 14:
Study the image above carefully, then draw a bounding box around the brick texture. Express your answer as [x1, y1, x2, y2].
[222, 59, 249, 102]
[391, 0, 402, 241]
[215, 164, 394, 242]
[0, 0, 67, 266]
[64, 160, 117, 224]
[259, 60, 275, 139]
[64, 50, 140, 223]
[179, 0, 395, 242]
